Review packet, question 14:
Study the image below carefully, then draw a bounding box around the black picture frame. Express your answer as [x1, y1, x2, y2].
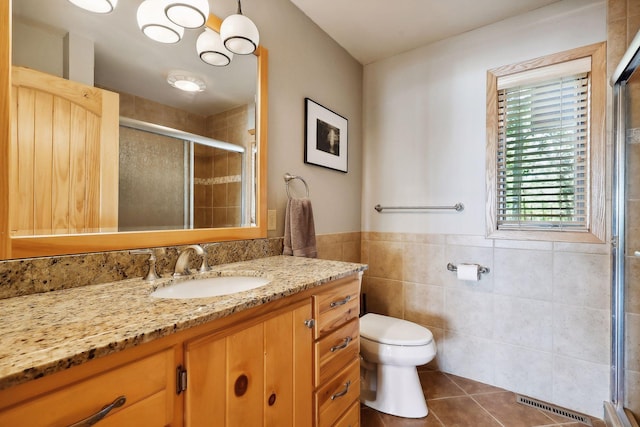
[304, 98, 348, 173]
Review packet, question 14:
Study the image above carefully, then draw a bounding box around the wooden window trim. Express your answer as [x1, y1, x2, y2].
[486, 42, 606, 243]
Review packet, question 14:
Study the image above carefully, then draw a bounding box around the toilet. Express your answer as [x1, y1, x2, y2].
[359, 313, 436, 418]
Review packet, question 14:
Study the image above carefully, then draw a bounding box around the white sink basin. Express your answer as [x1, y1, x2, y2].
[151, 276, 271, 299]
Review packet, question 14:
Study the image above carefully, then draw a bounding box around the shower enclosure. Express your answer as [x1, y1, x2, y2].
[610, 31, 640, 427]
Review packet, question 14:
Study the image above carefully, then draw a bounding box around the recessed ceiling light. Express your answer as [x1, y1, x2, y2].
[167, 73, 206, 92]
[68, 0, 118, 14]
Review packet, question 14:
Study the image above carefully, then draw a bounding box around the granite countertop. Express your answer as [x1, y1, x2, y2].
[0, 256, 367, 391]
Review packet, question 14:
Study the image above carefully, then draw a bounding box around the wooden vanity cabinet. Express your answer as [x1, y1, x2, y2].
[0, 272, 362, 427]
[312, 274, 362, 427]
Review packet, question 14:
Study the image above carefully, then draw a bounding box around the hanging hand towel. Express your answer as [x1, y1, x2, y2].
[283, 198, 317, 258]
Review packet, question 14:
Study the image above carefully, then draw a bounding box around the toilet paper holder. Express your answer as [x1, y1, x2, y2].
[446, 263, 490, 275]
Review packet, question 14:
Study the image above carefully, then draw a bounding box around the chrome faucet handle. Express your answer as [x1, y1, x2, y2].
[130, 249, 160, 281]
[198, 255, 211, 273]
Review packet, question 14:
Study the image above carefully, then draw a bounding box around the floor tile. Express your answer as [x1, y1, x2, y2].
[420, 370, 465, 399]
[472, 391, 557, 427]
[445, 373, 505, 395]
[427, 395, 502, 426]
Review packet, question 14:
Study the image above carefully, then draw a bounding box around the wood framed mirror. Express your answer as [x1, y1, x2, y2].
[0, 1, 268, 260]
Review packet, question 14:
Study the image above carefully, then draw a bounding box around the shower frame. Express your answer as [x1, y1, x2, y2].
[609, 30, 640, 427]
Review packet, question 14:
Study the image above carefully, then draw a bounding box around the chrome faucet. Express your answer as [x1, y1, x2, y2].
[173, 245, 210, 277]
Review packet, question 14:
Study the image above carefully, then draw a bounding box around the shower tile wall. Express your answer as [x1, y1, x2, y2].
[360, 232, 610, 418]
[196, 106, 250, 228]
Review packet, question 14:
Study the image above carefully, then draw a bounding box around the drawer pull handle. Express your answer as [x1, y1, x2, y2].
[68, 395, 126, 427]
[330, 336, 353, 352]
[330, 295, 351, 308]
[331, 380, 351, 400]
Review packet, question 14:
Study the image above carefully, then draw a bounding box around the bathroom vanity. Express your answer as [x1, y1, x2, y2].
[0, 256, 365, 426]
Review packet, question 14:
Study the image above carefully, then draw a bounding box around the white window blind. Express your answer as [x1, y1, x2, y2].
[496, 70, 591, 231]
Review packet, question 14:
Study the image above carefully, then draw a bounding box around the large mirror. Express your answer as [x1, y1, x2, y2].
[0, 0, 267, 259]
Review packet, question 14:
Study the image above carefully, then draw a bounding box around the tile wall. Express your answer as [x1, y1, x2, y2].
[360, 232, 610, 418]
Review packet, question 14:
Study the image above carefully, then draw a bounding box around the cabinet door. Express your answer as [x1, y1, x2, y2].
[264, 303, 313, 427]
[184, 301, 313, 427]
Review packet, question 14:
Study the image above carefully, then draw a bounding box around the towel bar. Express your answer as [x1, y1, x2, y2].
[374, 203, 464, 212]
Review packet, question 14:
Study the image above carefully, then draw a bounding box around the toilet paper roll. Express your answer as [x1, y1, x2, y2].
[457, 263, 480, 281]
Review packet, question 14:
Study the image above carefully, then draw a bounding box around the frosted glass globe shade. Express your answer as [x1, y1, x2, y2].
[220, 13, 259, 55]
[137, 0, 184, 44]
[196, 29, 233, 66]
[165, 0, 209, 29]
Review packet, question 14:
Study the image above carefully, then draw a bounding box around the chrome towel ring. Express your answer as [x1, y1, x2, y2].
[284, 173, 310, 199]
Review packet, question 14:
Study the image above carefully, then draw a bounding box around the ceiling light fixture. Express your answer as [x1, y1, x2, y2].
[137, 0, 184, 44]
[164, 0, 209, 29]
[220, 0, 259, 55]
[167, 73, 206, 92]
[68, 0, 118, 14]
[196, 28, 234, 67]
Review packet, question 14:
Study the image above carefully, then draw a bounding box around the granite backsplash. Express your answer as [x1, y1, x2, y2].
[0, 237, 284, 300]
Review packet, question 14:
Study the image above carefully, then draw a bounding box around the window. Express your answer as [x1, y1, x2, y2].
[486, 43, 606, 243]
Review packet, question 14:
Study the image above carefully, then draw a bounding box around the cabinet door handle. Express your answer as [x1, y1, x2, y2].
[330, 336, 353, 352]
[67, 395, 126, 427]
[331, 380, 351, 400]
[330, 295, 351, 308]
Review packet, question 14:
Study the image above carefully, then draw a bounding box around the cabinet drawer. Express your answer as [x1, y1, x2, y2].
[314, 277, 360, 339]
[315, 319, 359, 386]
[0, 349, 174, 427]
[334, 401, 360, 427]
[315, 359, 360, 427]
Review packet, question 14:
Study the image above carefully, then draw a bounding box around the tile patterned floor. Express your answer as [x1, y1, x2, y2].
[361, 368, 606, 427]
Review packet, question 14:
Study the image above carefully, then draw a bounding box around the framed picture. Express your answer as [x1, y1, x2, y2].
[304, 98, 348, 173]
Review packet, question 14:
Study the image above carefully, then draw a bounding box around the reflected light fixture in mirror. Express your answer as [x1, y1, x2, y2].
[165, 0, 209, 29]
[167, 72, 206, 92]
[221, 0, 260, 55]
[67, 0, 117, 14]
[197, 28, 233, 66]
[137, 0, 184, 44]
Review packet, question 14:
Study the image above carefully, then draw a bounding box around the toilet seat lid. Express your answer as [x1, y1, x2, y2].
[359, 313, 433, 346]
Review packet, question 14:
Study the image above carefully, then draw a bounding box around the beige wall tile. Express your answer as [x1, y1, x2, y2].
[445, 288, 494, 339]
[403, 242, 446, 286]
[368, 241, 403, 280]
[553, 241, 610, 255]
[552, 356, 609, 418]
[493, 343, 553, 403]
[494, 239, 553, 251]
[440, 331, 495, 385]
[446, 234, 493, 248]
[404, 282, 445, 329]
[553, 304, 610, 364]
[626, 256, 640, 314]
[553, 252, 610, 309]
[626, 370, 640, 417]
[361, 277, 404, 318]
[493, 294, 553, 351]
[627, 313, 640, 371]
[494, 248, 553, 301]
[342, 240, 361, 263]
[316, 240, 343, 261]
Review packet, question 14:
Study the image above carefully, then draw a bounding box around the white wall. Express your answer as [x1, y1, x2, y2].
[362, 0, 606, 235]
